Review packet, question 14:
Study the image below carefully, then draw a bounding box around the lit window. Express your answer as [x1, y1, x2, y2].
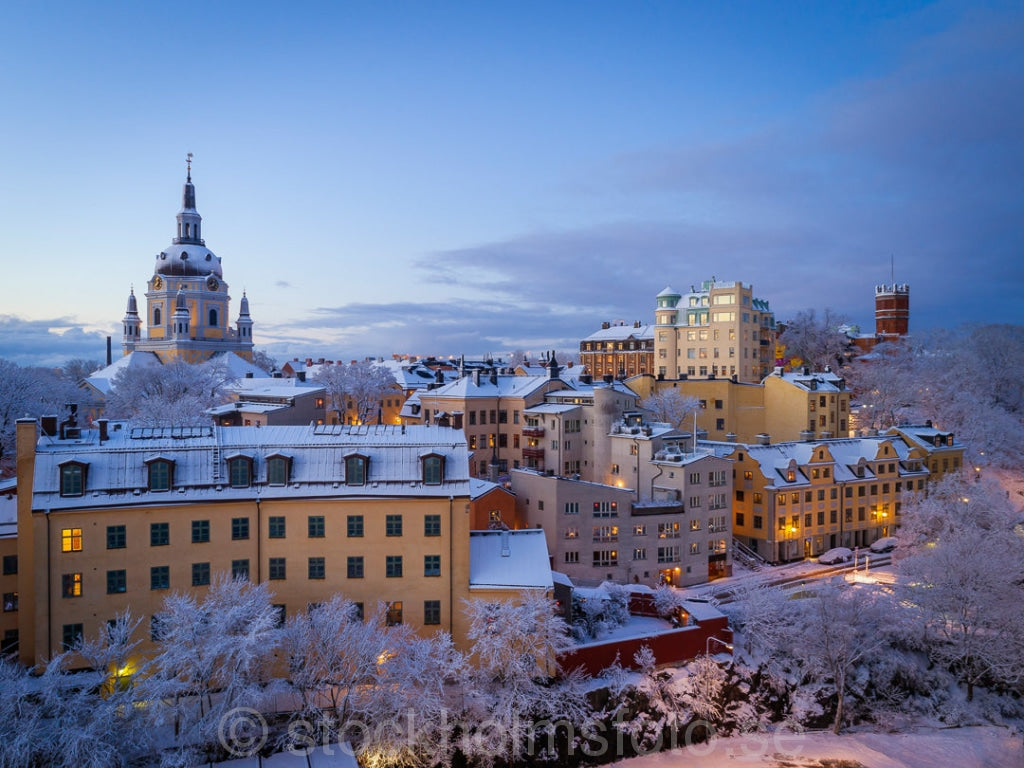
[61, 528, 83, 553]
[386, 601, 403, 626]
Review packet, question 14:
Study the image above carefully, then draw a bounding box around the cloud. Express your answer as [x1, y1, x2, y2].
[0, 316, 113, 368]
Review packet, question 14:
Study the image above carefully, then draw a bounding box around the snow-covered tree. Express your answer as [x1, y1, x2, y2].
[0, 358, 78, 471]
[61, 357, 104, 383]
[778, 308, 851, 372]
[104, 357, 231, 426]
[896, 475, 1024, 701]
[313, 360, 397, 425]
[463, 592, 590, 766]
[281, 597, 464, 765]
[251, 348, 278, 374]
[139, 575, 281, 761]
[652, 584, 687, 620]
[640, 389, 700, 430]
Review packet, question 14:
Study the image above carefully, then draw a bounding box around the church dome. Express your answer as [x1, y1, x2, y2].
[154, 247, 222, 277]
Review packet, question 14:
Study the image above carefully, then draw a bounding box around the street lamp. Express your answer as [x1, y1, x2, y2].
[706, 635, 733, 656]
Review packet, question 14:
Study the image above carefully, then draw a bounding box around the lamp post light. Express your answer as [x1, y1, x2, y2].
[706, 635, 733, 656]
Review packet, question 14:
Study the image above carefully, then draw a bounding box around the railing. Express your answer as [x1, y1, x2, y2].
[522, 447, 545, 459]
[522, 426, 545, 437]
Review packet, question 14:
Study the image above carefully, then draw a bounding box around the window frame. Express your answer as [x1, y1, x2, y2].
[345, 454, 368, 486]
[145, 457, 174, 492]
[59, 461, 87, 498]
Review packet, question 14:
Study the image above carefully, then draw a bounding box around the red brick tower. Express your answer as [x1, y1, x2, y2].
[875, 283, 910, 337]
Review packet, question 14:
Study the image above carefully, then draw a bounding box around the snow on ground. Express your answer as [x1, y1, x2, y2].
[611, 725, 1022, 768]
[576, 615, 676, 646]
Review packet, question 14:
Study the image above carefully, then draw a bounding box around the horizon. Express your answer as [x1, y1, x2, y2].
[1, 1, 1022, 368]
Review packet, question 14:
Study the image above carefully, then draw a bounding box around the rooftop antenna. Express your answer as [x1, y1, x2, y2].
[890, 254, 894, 284]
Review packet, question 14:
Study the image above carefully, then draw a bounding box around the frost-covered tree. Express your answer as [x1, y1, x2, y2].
[314, 360, 397, 425]
[896, 475, 1024, 701]
[281, 597, 464, 765]
[640, 389, 700, 430]
[463, 592, 590, 766]
[652, 584, 687, 620]
[251, 348, 278, 374]
[104, 357, 231, 426]
[61, 357, 104, 383]
[139, 576, 281, 761]
[778, 308, 851, 372]
[0, 358, 78, 471]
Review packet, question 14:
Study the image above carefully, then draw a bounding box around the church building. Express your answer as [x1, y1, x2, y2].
[121, 157, 254, 363]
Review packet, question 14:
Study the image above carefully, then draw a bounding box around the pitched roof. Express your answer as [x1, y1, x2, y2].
[469, 529, 553, 590]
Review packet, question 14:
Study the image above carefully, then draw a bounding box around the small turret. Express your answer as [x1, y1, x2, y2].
[172, 289, 190, 338]
[122, 287, 141, 353]
[236, 290, 253, 340]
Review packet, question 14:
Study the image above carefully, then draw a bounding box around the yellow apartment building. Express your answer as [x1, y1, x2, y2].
[15, 417, 474, 667]
[706, 428, 963, 563]
[1, 478, 17, 656]
[579, 321, 654, 379]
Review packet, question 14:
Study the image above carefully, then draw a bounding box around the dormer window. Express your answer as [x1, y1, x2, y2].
[345, 454, 368, 486]
[266, 454, 291, 487]
[227, 456, 253, 488]
[421, 454, 445, 485]
[59, 461, 87, 497]
[145, 457, 174, 492]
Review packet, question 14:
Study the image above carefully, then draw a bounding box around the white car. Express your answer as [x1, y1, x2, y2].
[869, 536, 898, 554]
[818, 547, 854, 565]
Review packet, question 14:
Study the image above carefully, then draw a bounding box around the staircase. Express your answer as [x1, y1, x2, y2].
[732, 538, 770, 571]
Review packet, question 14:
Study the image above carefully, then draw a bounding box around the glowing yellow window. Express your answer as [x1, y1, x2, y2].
[61, 528, 83, 553]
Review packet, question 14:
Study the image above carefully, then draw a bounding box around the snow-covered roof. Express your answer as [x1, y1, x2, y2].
[416, 373, 566, 400]
[469, 476, 510, 500]
[681, 599, 726, 622]
[469, 529, 553, 591]
[227, 377, 324, 399]
[524, 402, 581, 415]
[765, 368, 846, 392]
[581, 324, 653, 342]
[84, 351, 164, 394]
[30, 423, 470, 512]
[208, 402, 289, 416]
[212, 352, 271, 381]
[0, 480, 17, 538]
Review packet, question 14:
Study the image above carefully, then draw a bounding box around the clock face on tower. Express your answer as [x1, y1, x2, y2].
[206, 276, 219, 291]
[152, 276, 163, 289]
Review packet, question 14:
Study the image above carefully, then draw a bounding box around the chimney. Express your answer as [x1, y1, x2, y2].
[800, 430, 815, 442]
[106, 336, 112, 366]
[602, 374, 614, 384]
[725, 432, 737, 442]
[756, 433, 770, 446]
[41, 415, 58, 437]
[245, 371, 254, 379]
[472, 369, 482, 387]
[98, 419, 109, 443]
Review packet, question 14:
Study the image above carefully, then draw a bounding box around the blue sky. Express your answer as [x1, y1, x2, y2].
[1, 1, 1021, 367]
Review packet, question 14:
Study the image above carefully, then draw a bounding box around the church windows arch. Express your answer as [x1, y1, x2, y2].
[209, 308, 218, 327]
[153, 306, 161, 325]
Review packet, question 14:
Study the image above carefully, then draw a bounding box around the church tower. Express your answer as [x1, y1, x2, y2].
[122, 156, 255, 363]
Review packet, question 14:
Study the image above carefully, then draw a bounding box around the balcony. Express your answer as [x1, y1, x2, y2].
[522, 426, 545, 437]
[522, 447, 545, 459]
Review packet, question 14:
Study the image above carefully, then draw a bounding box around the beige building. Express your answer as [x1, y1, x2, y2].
[653, 281, 776, 383]
[15, 417, 475, 666]
[1, 478, 17, 656]
[707, 427, 963, 563]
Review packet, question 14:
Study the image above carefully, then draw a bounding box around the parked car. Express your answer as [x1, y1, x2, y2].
[818, 547, 853, 565]
[869, 536, 898, 554]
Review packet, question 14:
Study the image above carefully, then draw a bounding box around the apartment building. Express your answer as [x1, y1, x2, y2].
[579, 321, 654, 379]
[14, 417, 474, 666]
[707, 428, 963, 563]
[653, 281, 776, 383]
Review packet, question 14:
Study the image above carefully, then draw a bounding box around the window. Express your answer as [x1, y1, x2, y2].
[422, 455, 444, 485]
[62, 623, 83, 651]
[386, 555, 403, 578]
[753, 515, 763, 529]
[633, 524, 647, 536]
[228, 457, 252, 488]
[192, 519, 210, 543]
[269, 558, 286, 580]
[347, 556, 364, 578]
[592, 550, 618, 567]
[61, 527, 83, 553]
[308, 515, 325, 538]
[424, 555, 441, 577]
[633, 547, 647, 560]
[593, 501, 618, 517]
[819, 511, 826, 525]
[690, 542, 701, 555]
[658, 522, 680, 539]
[347, 515, 364, 537]
[106, 570, 126, 594]
[657, 546, 678, 563]
[424, 514, 441, 537]
[386, 514, 403, 537]
[147, 459, 173, 492]
[232, 559, 250, 580]
[308, 557, 325, 580]
[735, 512, 745, 527]
[268, 516, 286, 539]
[150, 566, 170, 590]
[150, 522, 169, 547]
[106, 525, 126, 550]
[267, 456, 290, 486]
[232, 517, 250, 540]
[345, 455, 367, 485]
[564, 551, 579, 564]
[593, 525, 618, 542]
[192, 562, 210, 587]
[424, 600, 441, 625]
[386, 602, 403, 626]
[60, 463, 86, 497]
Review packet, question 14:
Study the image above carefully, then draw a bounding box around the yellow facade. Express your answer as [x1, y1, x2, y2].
[15, 419, 473, 666]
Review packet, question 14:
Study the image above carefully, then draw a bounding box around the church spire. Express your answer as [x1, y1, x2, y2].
[174, 153, 204, 246]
